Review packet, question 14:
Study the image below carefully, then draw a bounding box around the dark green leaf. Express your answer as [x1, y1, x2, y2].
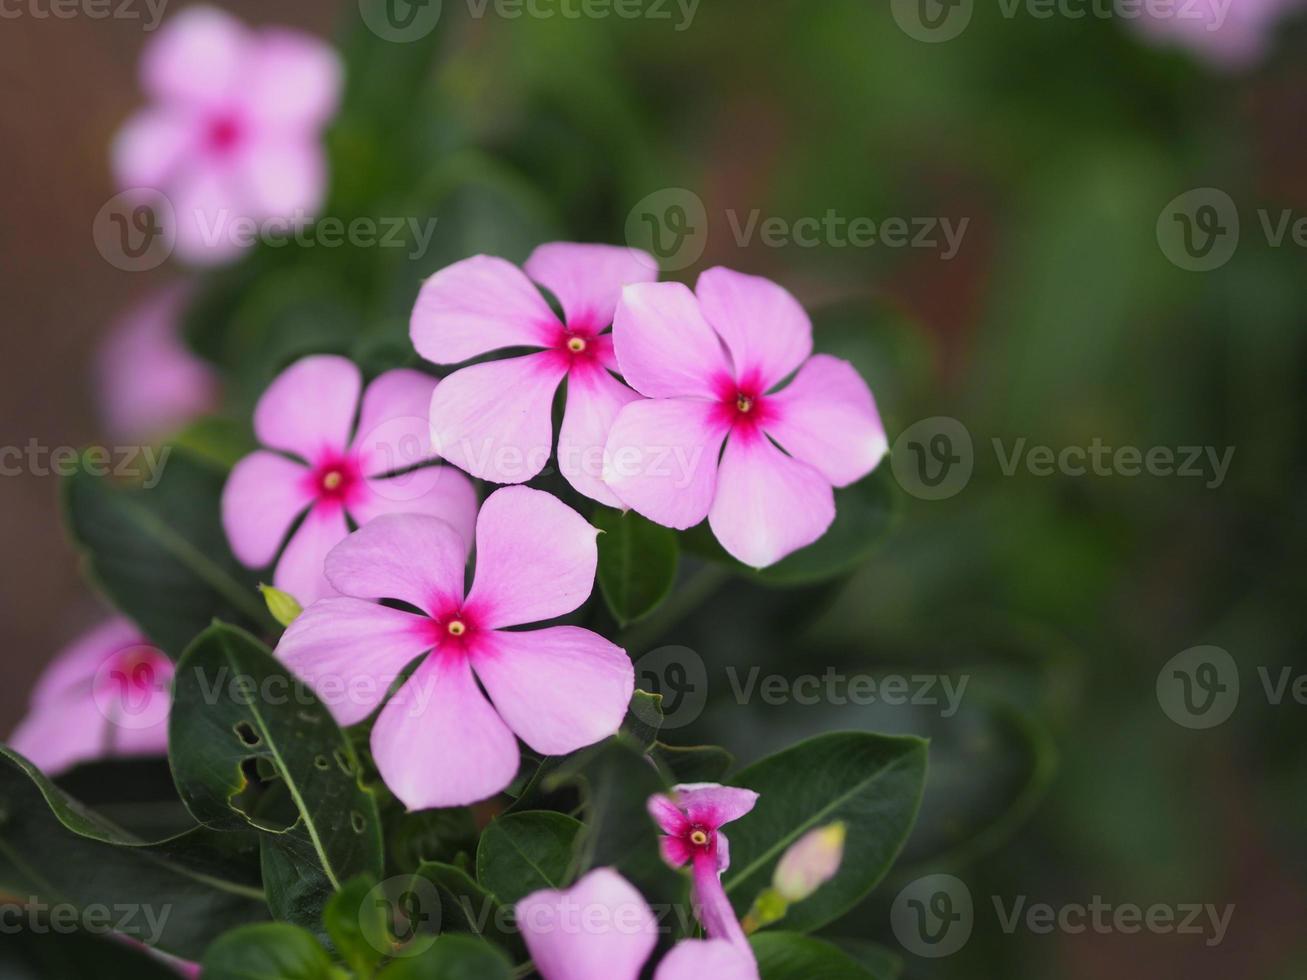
[476, 811, 582, 905]
[724, 733, 927, 933]
[412, 862, 524, 960]
[828, 939, 902, 979]
[62, 450, 272, 657]
[0, 928, 185, 980]
[593, 508, 679, 625]
[377, 934, 514, 980]
[750, 932, 881, 980]
[201, 923, 336, 980]
[622, 690, 663, 751]
[652, 743, 735, 785]
[169, 623, 383, 929]
[0, 747, 266, 961]
[325, 874, 386, 978]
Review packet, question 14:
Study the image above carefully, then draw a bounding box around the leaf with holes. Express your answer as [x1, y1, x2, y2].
[476, 811, 582, 905]
[723, 732, 927, 933]
[169, 622, 383, 930]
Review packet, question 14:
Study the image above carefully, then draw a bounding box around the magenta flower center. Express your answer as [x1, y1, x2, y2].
[712, 373, 770, 431]
[306, 454, 363, 508]
[102, 645, 168, 704]
[205, 113, 244, 155]
[421, 605, 482, 653]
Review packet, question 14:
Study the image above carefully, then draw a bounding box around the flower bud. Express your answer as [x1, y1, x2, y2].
[260, 583, 303, 627]
[772, 821, 845, 903]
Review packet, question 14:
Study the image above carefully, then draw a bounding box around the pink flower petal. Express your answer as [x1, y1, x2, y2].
[141, 5, 246, 109]
[168, 158, 250, 266]
[8, 690, 107, 777]
[470, 626, 632, 756]
[691, 853, 748, 949]
[222, 451, 313, 567]
[241, 29, 343, 128]
[660, 835, 693, 868]
[273, 505, 350, 605]
[352, 369, 440, 477]
[236, 135, 328, 219]
[558, 363, 641, 506]
[95, 284, 220, 443]
[410, 255, 559, 365]
[254, 355, 361, 462]
[516, 869, 657, 980]
[654, 940, 759, 980]
[696, 268, 812, 392]
[765, 355, 888, 487]
[647, 793, 691, 837]
[674, 783, 760, 829]
[463, 487, 598, 629]
[276, 597, 434, 726]
[524, 242, 657, 330]
[612, 282, 730, 398]
[111, 109, 195, 191]
[29, 619, 141, 707]
[707, 433, 834, 569]
[372, 654, 520, 809]
[602, 398, 727, 530]
[349, 468, 479, 556]
[323, 514, 468, 615]
[428, 353, 568, 485]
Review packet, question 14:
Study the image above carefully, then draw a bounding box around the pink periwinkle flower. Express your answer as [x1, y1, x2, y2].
[113, 5, 342, 264]
[1124, 0, 1304, 69]
[8, 619, 172, 777]
[516, 868, 759, 980]
[275, 486, 634, 810]
[649, 783, 760, 950]
[603, 268, 888, 568]
[222, 355, 478, 605]
[410, 243, 657, 504]
[95, 284, 221, 442]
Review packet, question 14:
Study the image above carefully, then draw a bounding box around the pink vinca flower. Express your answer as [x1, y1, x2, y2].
[603, 268, 888, 568]
[649, 783, 760, 950]
[113, 5, 342, 264]
[95, 283, 220, 442]
[516, 868, 759, 980]
[410, 243, 657, 504]
[8, 619, 173, 776]
[1125, 0, 1304, 69]
[222, 355, 478, 605]
[275, 487, 634, 810]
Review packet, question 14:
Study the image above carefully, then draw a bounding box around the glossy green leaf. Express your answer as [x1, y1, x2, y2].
[652, 743, 735, 785]
[750, 932, 881, 980]
[324, 874, 386, 978]
[62, 450, 272, 657]
[0, 747, 266, 961]
[412, 862, 524, 960]
[169, 623, 383, 929]
[201, 923, 339, 980]
[377, 934, 514, 980]
[622, 690, 663, 751]
[724, 733, 927, 933]
[593, 507, 679, 625]
[476, 811, 582, 904]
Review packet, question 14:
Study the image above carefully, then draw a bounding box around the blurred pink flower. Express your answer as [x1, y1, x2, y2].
[222, 355, 478, 605]
[1124, 0, 1304, 69]
[95, 284, 220, 442]
[410, 243, 657, 504]
[604, 268, 888, 568]
[516, 868, 759, 980]
[114, 936, 200, 978]
[275, 487, 633, 810]
[112, 5, 342, 264]
[649, 783, 759, 949]
[8, 618, 172, 776]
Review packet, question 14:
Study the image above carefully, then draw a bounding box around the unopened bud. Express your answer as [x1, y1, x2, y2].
[773, 821, 845, 903]
[260, 584, 303, 628]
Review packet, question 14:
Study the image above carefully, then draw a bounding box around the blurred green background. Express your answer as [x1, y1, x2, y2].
[3, 0, 1306, 976]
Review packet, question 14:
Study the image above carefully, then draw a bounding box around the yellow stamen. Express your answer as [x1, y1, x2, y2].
[567, 336, 587, 354]
[322, 471, 343, 490]
[447, 620, 466, 637]
[690, 829, 709, 846]
[736, 395, 754, 414]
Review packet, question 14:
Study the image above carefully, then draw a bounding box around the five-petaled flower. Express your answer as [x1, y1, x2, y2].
[8, 618, 173, 777]
[410, 243, 656, 504]
[222, 355, 478, 605]
[275, 487, 634, 810]
[603, 268, 887, 568]
[113, 5, 342, 264]
[649, 782, 760, 949]
[517, 868, 759, 980]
